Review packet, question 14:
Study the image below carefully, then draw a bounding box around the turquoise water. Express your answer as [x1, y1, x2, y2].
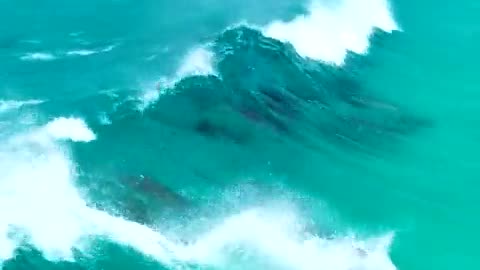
[1, 0, 479, 269]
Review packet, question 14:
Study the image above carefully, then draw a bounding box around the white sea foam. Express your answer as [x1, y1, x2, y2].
[158, 46, 216, 90]
[66, 44, 117, 57]
[81, 204, 396, 270]
[0, 118, 95, 263]
[101, 44, 116, 53]
[0, 117, 178, 264]
[137, 46, 216, 110]
[137, 86, 161, 111]
[0, 99, 45, 113]
[42, 117, 96, 142]
[0, 117, 396, 269]
[167, 206, 396, 270]
[138, 0, 398, 108]
[98, 112, 112, 125]
[66, 49, 98, 56]
[20, 52, 56, 61]
[1, 1, 399, 265]
[0, 143, 88, 261]
[0, 120, 396, 270]
[176, 47, 216, 78]
[263, 0, 399, 65]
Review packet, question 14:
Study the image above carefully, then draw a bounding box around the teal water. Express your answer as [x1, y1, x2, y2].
[1, 0, 479, 269]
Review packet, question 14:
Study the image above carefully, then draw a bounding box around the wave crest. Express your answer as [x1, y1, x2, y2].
[263, 0, 398, 65]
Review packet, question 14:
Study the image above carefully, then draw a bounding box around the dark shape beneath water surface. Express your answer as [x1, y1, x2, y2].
[145, 26, 430, 152]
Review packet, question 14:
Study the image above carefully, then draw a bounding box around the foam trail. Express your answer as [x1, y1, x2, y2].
[101, 44, 117, 53]
[0, 99, 45, 113]
[65, 45, 116, 57]
[263, 0, 399, 65]
[20, 52, 56, 61]
[83, 210, 179, 264]
[138, 0, 397, 108]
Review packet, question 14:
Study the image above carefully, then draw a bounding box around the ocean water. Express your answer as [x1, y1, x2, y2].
[1, 0, 479, 269]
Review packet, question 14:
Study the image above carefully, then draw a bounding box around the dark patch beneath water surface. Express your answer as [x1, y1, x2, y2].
[145, 27, 430, 150]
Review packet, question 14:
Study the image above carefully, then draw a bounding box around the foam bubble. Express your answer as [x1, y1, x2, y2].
[43, 117, 96, 142]
[0, 99, 45, 113]
[20, 52, 56, 61]
[263, 0, 399, 65]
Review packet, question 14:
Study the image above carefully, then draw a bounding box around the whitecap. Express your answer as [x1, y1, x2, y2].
[65, 49, 98, 56]
[98, 112, 112, 125]
[42, 117, 96, 142]
[20, 52, 56, 61]
[0, 123, 397, 270]
[137, 46, 217, 110]
[169, 206, 396, 270]
[0, 120, 96, 263]
[176, 47, 216, 78]
[262, 0, 399, 65]
[137, 85, 162, 111]
[157, 46, 217, 89]
[0, 118, 176, 264]
[101, 44, 117, 53]
[137, 0, 398, 109]
[65, 44, 117, 57]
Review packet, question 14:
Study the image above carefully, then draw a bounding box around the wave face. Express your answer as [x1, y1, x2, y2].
[5, 0, 476, 269]
[140, 26, 426, 154]
[1, 0, 403, 269]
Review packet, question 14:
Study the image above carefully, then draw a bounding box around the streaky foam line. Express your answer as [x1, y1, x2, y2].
[0, 99, 45, 113]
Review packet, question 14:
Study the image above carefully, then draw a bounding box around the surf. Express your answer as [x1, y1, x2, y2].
[0, 0, 411, 269]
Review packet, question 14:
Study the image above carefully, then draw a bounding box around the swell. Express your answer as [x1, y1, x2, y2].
[58, 24, 433, 216]
[0, 1, 427, 269]
[97, 26, 429, 155]
[63, 24, 431, 239]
